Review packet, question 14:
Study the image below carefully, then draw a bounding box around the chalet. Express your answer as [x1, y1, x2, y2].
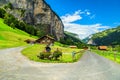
[24, 39, 35, 44]
[98, 46, 108, 50]
[83, 46, 88, 50]
[69, 46, 77, 48]
[35, 35, 55, 44]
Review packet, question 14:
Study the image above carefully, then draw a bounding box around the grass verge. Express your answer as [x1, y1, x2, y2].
[22, 44, 84, 63]
[93, 50, 120, 64]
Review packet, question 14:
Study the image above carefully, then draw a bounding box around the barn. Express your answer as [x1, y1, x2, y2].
[98, 46, 108, 50]
[24, 39, 35, 44]
[69, 45, 77, 48]
[35, 35, 55, 44]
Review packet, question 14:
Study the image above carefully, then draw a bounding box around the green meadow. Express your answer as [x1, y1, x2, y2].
[93, 50, 120, 64]
[22, 43, 84, 63]
[0, 18, 84, 63]
[0, 18, 36, 49]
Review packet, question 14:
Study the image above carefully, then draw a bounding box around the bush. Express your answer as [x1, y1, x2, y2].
[53, 50, 62, 60]
[39, 52, 51, 59]
[4, 13, 16, 26]
[0, 8, 6, 18]
[4, 3, 13, 9]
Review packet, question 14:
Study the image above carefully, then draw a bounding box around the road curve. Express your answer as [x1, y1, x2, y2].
[0, 47, 120, 80]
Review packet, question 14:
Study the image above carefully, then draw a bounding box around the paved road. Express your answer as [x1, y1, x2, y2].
[0, 47, 120, 80]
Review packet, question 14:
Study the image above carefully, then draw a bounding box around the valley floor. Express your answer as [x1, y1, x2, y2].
[0, 47, 120, 80]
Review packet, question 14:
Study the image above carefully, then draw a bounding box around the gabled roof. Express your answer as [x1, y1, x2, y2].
[36, 35, 55, 41]
[98, 46, 107, 49]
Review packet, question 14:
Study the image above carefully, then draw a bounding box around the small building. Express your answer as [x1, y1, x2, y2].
[98, 46, 108, 50]
[24, 39, 35, 44]
[83, 46, 88, 50]
[35, 35, 55, 44]
[69, 45, 77, 48]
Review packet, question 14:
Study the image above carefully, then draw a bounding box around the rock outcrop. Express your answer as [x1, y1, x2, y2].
[0, 0, 64, 40]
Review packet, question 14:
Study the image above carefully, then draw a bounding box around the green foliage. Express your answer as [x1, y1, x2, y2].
[93, 50, 120, 64]
[36, 24, 50, 37]
[0, 8, 6, 18]
[22, 44, 83, 63]
[4, 13, 16, 26]
[4, 2, 13, 9]
[39, 52, 51, 59]
[20, 9, 25, 17]
[0, 6, 49, 38]
[0, 18, 36, 49]
[53, 50, 62, 60]
[38, 49, 62, 60]
[60, 32, 86, 48]
[10, 23, 15, 29]
[91, 25, 120, 45]
[64, 31, 78, 37]
[3, 12, 37, 36]
[113, 45, 120, 52]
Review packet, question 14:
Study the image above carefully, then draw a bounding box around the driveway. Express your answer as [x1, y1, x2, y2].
[0, 47, 120, 80]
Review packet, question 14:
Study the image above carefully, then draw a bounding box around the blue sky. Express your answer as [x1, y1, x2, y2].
[45, 0, 120, 39]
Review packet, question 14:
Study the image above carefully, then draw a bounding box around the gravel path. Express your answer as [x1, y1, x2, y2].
[0, 47, 120, 80]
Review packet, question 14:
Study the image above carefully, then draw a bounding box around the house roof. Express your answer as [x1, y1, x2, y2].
[98, 46, 107, 49]
[69, 45, 77, 48]
[36, 35, 55, 41]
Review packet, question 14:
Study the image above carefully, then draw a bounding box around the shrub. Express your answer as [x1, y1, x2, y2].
[53, 50, 62, 60]
[4, 3, 13, 9]
[4, 13, 16, 26]
[39, 52, 51, 59]
[0, 8, 6, 18]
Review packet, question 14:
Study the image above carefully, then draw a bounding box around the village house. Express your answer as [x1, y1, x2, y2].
[35, 35, 55, 45]
[83, 46, 88, 50]
[98, 46, 108, 50]
[69, 45, 77, 48]
[24, 39, 35, 44]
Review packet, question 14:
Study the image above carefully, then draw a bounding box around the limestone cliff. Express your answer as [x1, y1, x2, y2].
[0, 0, 64, 40]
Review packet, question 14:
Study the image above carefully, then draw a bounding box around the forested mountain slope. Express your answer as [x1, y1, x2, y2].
[91, 26, 120, 45]
[0, 18, 36, 48]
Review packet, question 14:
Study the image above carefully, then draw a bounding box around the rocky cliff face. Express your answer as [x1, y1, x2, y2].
[0, 0, 64, 40]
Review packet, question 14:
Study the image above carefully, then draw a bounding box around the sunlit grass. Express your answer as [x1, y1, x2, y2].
[93, 50, 120, 64]
[0, 18, 36, 49]
[22, 44, 84, 63]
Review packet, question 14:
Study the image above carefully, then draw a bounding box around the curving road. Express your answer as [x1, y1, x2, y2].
[0, 47, 120, 80]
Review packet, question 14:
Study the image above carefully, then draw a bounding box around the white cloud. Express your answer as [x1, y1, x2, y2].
[84, 9, 91, 15]
[61, 10, 83, 23]
[61, 10, 110, 39]
[64, 23, 110, 39]
[86, 12, 91, 15]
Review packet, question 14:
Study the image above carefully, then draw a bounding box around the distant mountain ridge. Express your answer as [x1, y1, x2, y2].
[90, 26, 120, 45]
[64, 31, 79, 39]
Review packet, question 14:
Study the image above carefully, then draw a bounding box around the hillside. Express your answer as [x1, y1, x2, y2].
[0, 18, 36, 48]
[0, 0, 64, 40]
[64, 31, 79, 38]
[59, 31, 86, 48]
[91, 26, 120, 45]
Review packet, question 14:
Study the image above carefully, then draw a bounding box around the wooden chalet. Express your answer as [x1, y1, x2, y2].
[35, 35, 55, 44]
[98, 46, 108, 50]
[69, 45, 77, 48]
[83, 46, 88, 50]
[24, 39, 35, 44]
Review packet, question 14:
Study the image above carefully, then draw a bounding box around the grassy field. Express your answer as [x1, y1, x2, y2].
[93, 50, 120, 64]
[0, 18, 84, 63]
[22, 44, 84, 63]
[0, 18, 36, 49]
